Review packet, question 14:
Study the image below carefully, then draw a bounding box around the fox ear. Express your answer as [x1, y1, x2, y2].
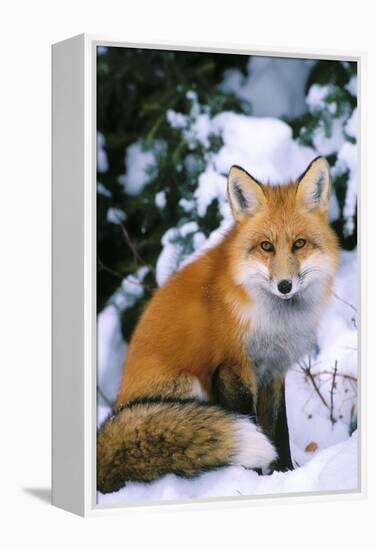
[227, 165, 265, 222]
[296, 157, 331, 213]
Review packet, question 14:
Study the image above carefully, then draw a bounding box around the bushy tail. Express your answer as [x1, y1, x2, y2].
[97, 398, 276, 494]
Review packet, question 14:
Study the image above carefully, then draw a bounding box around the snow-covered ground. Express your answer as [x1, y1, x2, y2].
[99, 434, 357, 506]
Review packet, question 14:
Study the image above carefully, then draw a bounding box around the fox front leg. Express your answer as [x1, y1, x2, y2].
[256, 377, 293, 472]
[212, 361, 257, 420]
[212, 361, 274, 475]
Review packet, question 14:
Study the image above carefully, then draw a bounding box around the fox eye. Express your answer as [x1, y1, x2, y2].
[260, 241, 274, 252]
[293, 238, 306, 250]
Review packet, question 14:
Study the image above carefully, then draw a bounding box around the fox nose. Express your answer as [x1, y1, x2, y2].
[277, 279, 292, 294]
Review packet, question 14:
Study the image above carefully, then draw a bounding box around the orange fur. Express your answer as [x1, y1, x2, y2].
[116, 158, 338, 407]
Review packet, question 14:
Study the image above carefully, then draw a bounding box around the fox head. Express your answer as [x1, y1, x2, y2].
[227, 157, 338, 302]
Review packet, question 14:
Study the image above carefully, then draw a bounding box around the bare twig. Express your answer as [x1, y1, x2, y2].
[97, 257, 155, 293]
[301, 386, 320, 417]
[329, 360, 338, 425]
[97, 257, 125, 280]
[311, 370, 357, 384]
[348, 378, 358, 394]
[332, 292, 357, 313]
[333, 292, 358, 329]
[299, 356, 330, 410]
[299, 355, 357, 430]
[118, 220, 147, 266]
[114, 215, 156, 278]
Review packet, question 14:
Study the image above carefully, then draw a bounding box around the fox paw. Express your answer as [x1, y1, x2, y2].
[232, 418, 277, 469]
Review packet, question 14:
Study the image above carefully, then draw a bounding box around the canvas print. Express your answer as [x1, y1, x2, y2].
[96, 46, 358, 505]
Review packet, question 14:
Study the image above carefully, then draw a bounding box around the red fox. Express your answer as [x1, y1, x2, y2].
[97, 156, 338, 494]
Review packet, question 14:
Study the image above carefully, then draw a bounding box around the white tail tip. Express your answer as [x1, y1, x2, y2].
[232, 417, 277, 468]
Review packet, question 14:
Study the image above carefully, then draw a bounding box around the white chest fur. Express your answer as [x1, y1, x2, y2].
[245, 286, 324, 383]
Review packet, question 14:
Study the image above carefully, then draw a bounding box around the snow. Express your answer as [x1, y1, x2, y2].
[179, 221, 199, 238]
[303, 79, 358, 233]
[345, 107, 358, 139]
[120, 266, 149, 307]
[97, 182, 111, 197]
[211, 113, 315, 183]
[97, 132, 108, 173]
[305, 84, 348, 155]
[328, 189, 340, 223]
[333, 141, 358, 236]
[104, 266, 150, 313]
[155, 190, 167, 209]
[304, 81, 357, 158]
[98, 434, 357, 506]
[311, 117, 346, 156]
[186, 92, 214, 148]
[179, 197, 196, 212]
[167, 92, 214, 150]
[97, 305, 126, 413]
[346, 75, 357, 97]
[306, 84, 332, 110]
[195, 165, 227, 217]
[188, 112, 212, 149]
[97, 265, 151, 414]
[106, 207, 126, 224]
[166, 109, 187, 129]
[118, 140, 161, 195]
[220, 57, 314, 118]
[156, 223, 205, 286]
[155, 227, 181, 286]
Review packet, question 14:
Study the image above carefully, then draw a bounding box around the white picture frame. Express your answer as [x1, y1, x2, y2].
[52, 33, 365, 517]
